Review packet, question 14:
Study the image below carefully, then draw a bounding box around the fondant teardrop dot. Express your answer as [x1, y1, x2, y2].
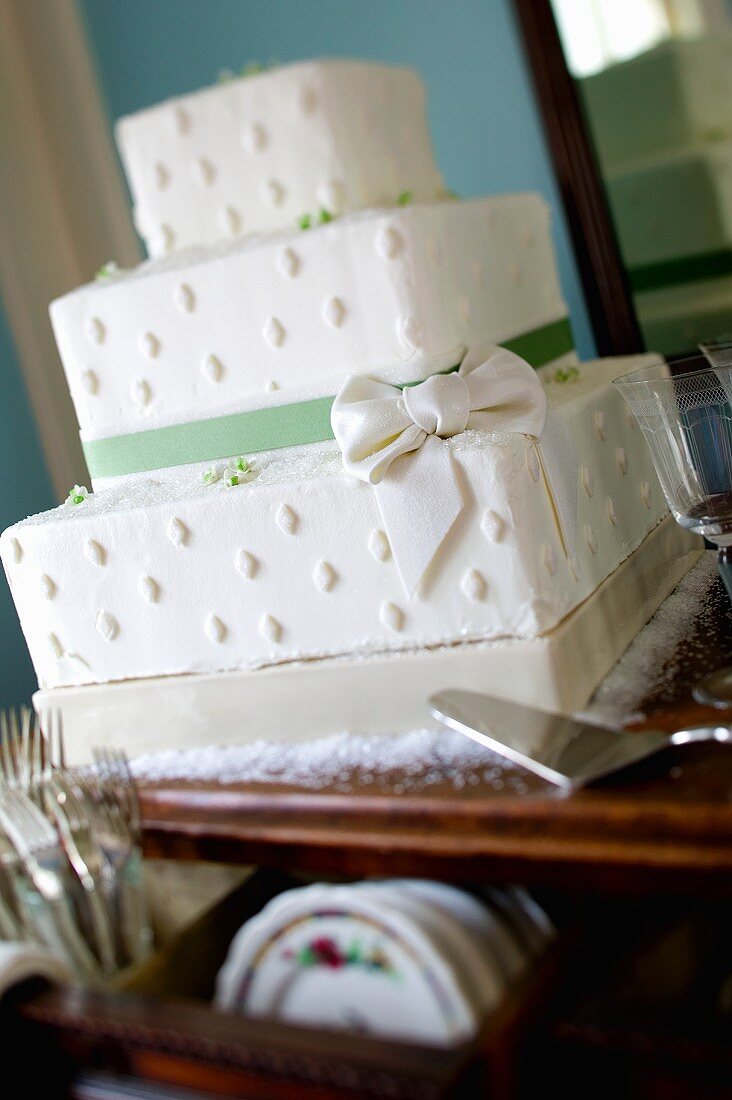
[139, 575, 160, 603]
[235, 549, 257, 579]
[95, 610, 118, 641]
[49, 633, 64, 659]
[380, 601, 404, 633]
[585, 524, 598, 555]
[262, 178, 285, 207]
[616, 446, 628, 475]
[323, 296, 345, 328]
[242, 122, 267, 153]
[376, 226, 403, 260]
[85, 539, 106, 567]
[275, 503, 298, 535]
[159, 224, 175, 253]
[201, 354, 223, 383]
[641, 481, 652, 509]
[139, 332, 161, 360]
[581, 466, 594, 498]
[480, 510, 506, 543]
[259, 613, 282, 643]
[277, 247, 300, 278]
[607, 497, 619, 527]
[174, 106, 191, 135]
[167, 517, 188, 547]
[461, 568, 486, 602]
[313, 560, 336, 592]
[298, 85, 317, 115]
[192, 156, 215, 187]
[81, 370, 99, 395]
[220, 205, 242, 236]
[131, 379, 152, 408]
[368, 529, 390, 562]
[86, 317, 105, 345]
[154, 162, 170, 190]
[595, 410, 607, 441]
[40, 574, 56, 601]
[263, 317, 285, 348]
[204, 614, 226, 644]
[10, 537, 22, 564]
[175, 283, 196, 313]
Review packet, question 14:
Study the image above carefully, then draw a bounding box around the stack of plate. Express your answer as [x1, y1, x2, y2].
[215, 880, 555, 1047]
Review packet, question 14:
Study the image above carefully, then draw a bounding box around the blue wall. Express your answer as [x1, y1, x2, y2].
[0, 298, 55, 707]
[81, 0, 595, 359]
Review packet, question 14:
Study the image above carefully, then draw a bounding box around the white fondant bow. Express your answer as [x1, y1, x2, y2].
[331, 344, 577, 596]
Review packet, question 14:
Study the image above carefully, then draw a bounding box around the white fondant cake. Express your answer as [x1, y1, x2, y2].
[116, 60, 446, 257]
[51, 196, 570, 475]
[1, 57, 699, 721]
[1, 356, 669, 691]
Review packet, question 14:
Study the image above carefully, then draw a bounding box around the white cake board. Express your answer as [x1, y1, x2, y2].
[35, 519, 701, 765]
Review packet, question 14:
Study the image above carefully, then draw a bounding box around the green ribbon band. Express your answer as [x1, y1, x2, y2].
[83, 317, 574, 480]
[629, 248, 732, 293]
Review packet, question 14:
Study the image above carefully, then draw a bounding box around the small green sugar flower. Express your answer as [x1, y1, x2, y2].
[95, 261, 118, 280]
[203, 466, 222, 485]
[397, 191, 413, 207]
[553, 365, 580, 384]
[66, 484, 89, 506]
[298, 213, 313, 230]
[318, 208, 334, 224]
[224, 457, 254, 487]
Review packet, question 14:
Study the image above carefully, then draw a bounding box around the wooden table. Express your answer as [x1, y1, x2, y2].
[139, 562, 732, 897]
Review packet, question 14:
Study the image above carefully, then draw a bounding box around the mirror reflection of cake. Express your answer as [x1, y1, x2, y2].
[581, 33, 732, 353]
[0, 60, 701, 756]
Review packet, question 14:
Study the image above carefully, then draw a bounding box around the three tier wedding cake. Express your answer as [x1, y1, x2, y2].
[0, 60, 699, 749]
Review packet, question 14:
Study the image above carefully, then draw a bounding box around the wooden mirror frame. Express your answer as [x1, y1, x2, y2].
[513, 0, 644, 357]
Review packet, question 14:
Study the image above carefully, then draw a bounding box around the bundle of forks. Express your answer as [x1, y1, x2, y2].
[0, 708, 152, 982]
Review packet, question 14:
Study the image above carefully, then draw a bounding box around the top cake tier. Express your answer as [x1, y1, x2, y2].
[581, 33, 732, 170]
[116, 59, 446, 257]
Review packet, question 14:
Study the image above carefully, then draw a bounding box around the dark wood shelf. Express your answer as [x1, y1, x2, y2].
[139, 570, 732, 897]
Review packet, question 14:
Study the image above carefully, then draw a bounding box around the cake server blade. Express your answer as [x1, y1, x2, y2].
[429, 690, 675, 789]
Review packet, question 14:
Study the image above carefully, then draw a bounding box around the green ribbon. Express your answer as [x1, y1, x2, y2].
[629, 248, 732, 293]
[83, 317, 574, 479]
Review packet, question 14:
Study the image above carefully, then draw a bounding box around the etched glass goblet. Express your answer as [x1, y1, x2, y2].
[613, 359, 732, 705]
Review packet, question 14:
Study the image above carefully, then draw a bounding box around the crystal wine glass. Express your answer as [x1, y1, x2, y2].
[613, 357, 732, 706]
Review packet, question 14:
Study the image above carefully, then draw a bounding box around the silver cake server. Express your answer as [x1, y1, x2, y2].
[429, 690, 732, 790]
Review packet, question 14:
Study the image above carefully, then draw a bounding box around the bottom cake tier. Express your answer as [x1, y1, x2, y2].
[37, 517, 700, 765]
[2, 355, 671, 691]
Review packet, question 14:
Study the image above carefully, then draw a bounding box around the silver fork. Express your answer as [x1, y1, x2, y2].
[36, 713, 119, 975]
[0, 785, 100, 979]
[39, 711, 120, 973]
[0, 707, 41, 792]
[79, 756, 152, 966]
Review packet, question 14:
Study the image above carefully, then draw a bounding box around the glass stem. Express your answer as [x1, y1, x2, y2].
[718, 546, 732, 604]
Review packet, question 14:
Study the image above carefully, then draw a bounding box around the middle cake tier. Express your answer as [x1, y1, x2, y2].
[49, 196, 572, 484]
[0, 355, 672, 691]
